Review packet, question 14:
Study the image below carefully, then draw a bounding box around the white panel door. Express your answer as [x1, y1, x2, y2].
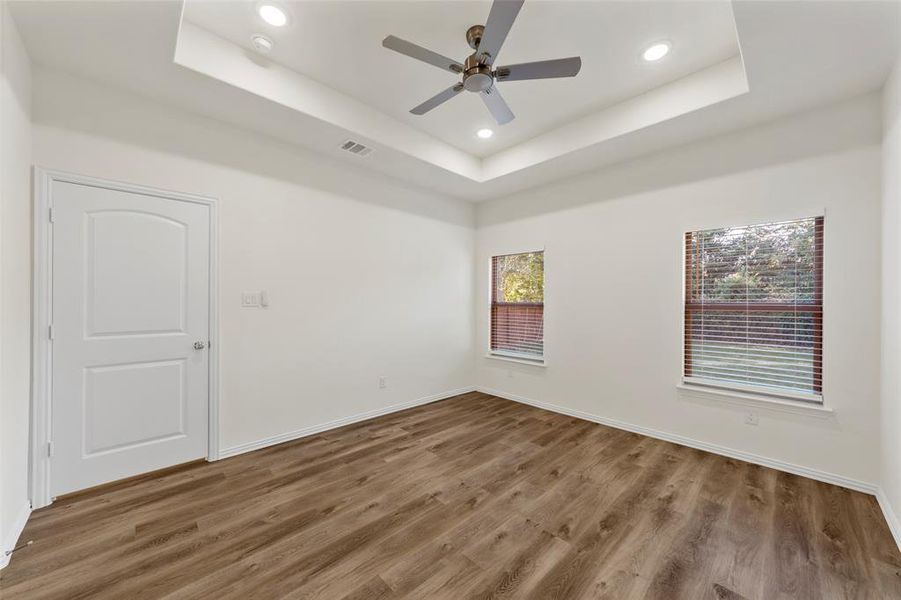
[51, 180, 210, 496]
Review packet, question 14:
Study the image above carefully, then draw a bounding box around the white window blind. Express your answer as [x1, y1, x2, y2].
[684, 217, 823, 400]
[491, 251, 544, 360]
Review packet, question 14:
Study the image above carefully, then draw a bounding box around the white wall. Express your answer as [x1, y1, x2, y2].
[31, 69, 475, 454]
[0, 1, 32, 567]
[881, 54, 901, 540]
[476, 94, 884, 487]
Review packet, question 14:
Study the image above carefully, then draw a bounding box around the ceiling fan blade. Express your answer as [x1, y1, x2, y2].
[382, 35, 464, 75]
[480, 85, 515, 125]
[495, 57, 582, 81]
[476, 0, 524, 66]
[410, 84, 465, 115]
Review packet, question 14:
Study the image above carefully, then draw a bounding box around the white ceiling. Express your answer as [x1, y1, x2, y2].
[182, 0, 740, 157]
[8, 1, 900, 201]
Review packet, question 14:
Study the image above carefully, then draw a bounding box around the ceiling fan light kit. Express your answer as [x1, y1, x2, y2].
[382, 0, 582, 126]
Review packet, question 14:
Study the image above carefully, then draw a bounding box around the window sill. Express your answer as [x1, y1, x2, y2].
[676, 383, 834, 416]
[485, 353, 546, 367]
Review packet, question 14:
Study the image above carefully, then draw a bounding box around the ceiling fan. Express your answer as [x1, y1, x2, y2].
[382, 0, 581, 125]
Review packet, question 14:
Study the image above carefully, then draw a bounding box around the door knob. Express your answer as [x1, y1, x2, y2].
[193, 341, 206, 350]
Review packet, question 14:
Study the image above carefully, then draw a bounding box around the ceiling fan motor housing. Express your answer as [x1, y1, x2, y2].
[463, 54, 494, 92]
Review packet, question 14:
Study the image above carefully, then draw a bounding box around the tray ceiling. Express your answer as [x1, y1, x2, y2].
[182, 0, 742, 158]
[9, 1, 899, 200]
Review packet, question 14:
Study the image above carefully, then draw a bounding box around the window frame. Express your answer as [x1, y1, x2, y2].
[489, 250, 546, 365]
[681, 216, 824, 403]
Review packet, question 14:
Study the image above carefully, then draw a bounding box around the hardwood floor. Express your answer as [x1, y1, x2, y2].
[2, 392, 899, 599]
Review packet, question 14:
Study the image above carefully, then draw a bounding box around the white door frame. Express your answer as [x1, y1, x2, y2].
[30, 167, 220, 509]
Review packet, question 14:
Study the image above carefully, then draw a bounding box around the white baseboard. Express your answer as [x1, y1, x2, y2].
[477, 386, 879, 495]
[0, 502, 32, 570]
[218, 386, 477, 459]
[876, 487, 901, 552]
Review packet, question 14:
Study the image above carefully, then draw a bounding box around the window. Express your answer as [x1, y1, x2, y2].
[684, 217, 823, 400]
[491, 251, 544, 361]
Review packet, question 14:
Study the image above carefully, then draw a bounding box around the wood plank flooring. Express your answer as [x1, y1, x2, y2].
[2, 392, 899, 599]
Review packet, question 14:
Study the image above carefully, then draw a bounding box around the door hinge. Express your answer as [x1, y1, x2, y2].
[48, 324, 54, 340]
[46, 441, 54, 458]
[48, 207, 54, 223]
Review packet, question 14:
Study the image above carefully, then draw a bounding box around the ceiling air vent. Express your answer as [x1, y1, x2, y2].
[339, 139, 373, 158]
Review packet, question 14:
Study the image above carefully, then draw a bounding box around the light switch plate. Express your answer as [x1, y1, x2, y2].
[241, 292, 261, 308]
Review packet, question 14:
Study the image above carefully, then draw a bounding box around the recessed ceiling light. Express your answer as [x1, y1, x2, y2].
[642, 41, 671, 62]
[477, 128, 494, 139]
[251, 34, 273, 53]
[258, 3, 288, 27]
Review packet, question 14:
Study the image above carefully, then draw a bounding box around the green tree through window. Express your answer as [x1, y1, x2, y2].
[491, 251, 544, 360]
[684, 217, 824, 397]
[494, 252, 544, 303]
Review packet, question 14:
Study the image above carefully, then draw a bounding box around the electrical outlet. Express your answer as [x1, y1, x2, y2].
[745, 412, 759, 426]
[379, 376, 387, 389]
